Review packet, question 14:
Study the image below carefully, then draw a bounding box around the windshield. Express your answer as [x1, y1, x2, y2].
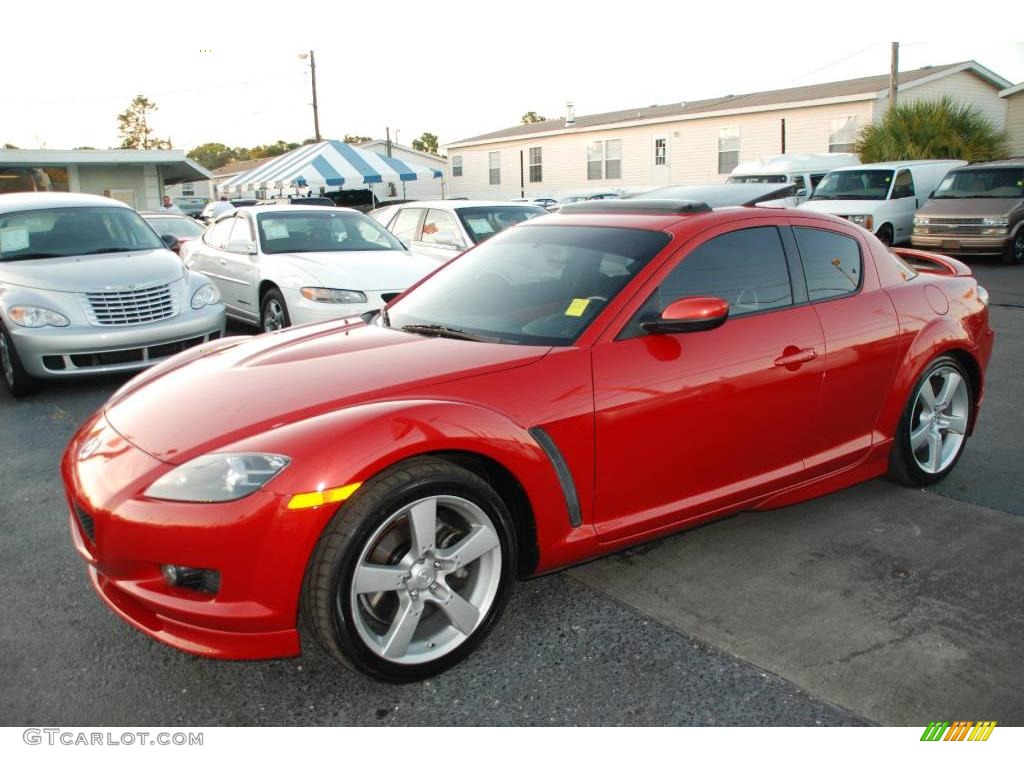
[146, 216, 206, 239]
[386, 225, 669, 346]
[933, 168, 1024, 199]
[455, 205, 547, 244]
[727, 175, 787, 184]
[256, 210, 404, 254]
[810, 170, 894, 201]
[0, 205, 165, 261]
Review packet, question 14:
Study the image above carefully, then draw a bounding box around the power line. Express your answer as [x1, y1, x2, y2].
[788, 43, 885, 83]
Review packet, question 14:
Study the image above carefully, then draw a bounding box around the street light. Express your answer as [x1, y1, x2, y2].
[298, 51, 321, 143]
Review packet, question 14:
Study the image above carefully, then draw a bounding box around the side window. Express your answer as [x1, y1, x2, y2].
[420, 209, 464, 247]
[809, 174, 826, 192]
[793, 227, 862, 301]
[658, 227, 792, 317]
[790, 175, 807, 195]
[204, 217, 234, 249]
[227, 217, 254, 249]
[891, 169, 915, 199]
[390, 208, 423, 242]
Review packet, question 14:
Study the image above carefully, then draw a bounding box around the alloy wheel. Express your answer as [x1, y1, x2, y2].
[909, 365, 969, 474]
[0, 333, 14, 388]
[347, 494, 502, 664]
[1015, 231, 1024, 264]
[262, 299, 285, 332]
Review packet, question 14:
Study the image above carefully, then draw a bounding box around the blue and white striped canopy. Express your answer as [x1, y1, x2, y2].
[225, 140, 443, 193]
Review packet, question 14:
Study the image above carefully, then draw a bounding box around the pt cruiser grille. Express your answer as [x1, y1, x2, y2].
[83, 284, 178, 326]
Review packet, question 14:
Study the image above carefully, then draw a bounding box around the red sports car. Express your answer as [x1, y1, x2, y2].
[63, 199, 994, 681]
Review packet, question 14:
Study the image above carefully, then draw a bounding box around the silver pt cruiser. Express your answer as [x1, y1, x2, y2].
[0, 192, 225, 397]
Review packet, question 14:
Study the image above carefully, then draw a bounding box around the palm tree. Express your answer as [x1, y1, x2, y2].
[855, 96, 1008, 163]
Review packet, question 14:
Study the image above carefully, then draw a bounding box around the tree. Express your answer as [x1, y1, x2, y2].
[411, 132, 439, 156]
[521, 111, 547, 124]
[343, 134, 372, 145]
[3, 142, 18, 149]
[73, 146, 97, 150]
[117, 95, 172, 150]
[855, 96, 1008, 163]
[188, 142, 241, 170]
[248, 140, 302, 159]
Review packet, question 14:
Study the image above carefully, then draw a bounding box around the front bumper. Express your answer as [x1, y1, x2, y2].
[10, 305, 225, 379]
[910, 233, 1011, 257]
[62, 414, 340, 660]
[283, 286, 395, 327]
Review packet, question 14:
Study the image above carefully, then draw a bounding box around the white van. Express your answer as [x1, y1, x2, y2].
[726, 153, 857, 205]
[801, 160, 967, 245]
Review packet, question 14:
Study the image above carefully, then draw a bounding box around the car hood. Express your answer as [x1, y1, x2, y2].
[0, 248, 184, 292]
[800, 199, 887, 216]
[917, 197, 1023, 217]
[104, 320, 549, 463]
[275, 250, 439, 289]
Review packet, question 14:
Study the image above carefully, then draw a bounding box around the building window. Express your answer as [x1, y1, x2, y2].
[829, 116, 858, 153]
[654, 138, 666, 166]
[182, 183, 195, 196]
[718, 128, 740, 175]
[489, 151, 500, 185]
[452, 155, 463, 177]
[529, 147, 542, 183]
[587, 139, 623, 181]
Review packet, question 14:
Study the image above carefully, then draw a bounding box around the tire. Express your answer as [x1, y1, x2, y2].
[301, 456, 517, 682]
[888, 355, 973, 487]
[1002, 228, 1024, 266]
[876, 224, 894, 248]
[0, 323, 41, 398]
[260, 287, 291, 332]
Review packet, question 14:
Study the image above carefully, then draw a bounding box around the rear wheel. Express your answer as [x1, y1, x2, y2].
[0, 324, 41, 398]
[260, 288, 290, 332]
[888, 355, 972, 486]
[302, 457, 516, 681]
[1002, 228, 1024, 266]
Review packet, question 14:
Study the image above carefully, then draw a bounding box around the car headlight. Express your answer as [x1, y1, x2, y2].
[191, 283, 221, 309]
[982, 216, 1008, 228]
[7, 305, 70, 328]
[300, 287, 368, 304]
[846, 214, 874, 230]
[145, 452, 290, 502]
[913, 216, 929, 226]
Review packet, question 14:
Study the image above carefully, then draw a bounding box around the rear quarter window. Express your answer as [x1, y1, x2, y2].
[793, 227, 862, 301]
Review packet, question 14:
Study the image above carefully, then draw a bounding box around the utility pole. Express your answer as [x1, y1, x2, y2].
[889, 42, 899, 112]
[299, 50, 321, 142]
[386, 127, 392, 157]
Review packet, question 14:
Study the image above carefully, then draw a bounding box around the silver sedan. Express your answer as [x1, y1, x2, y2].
[0, 192, 225, 397]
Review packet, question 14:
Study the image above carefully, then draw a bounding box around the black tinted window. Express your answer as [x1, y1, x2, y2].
[659, 227, 792, 317]
[794, 227, 862, 301]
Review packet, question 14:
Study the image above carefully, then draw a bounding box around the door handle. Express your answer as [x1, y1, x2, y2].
[774, 347, 817, 367]
[218, 258, 227, 266]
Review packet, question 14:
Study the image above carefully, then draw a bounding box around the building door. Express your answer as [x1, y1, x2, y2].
[652, 136, 669, 186]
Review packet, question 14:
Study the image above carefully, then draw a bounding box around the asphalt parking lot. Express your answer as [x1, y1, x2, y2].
[1, 259, 1021, 727]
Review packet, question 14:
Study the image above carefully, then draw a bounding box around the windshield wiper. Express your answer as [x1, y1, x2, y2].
[399, 323, 492, 342]
[0, 252, 64, 261]
[79, 247, 140, 255]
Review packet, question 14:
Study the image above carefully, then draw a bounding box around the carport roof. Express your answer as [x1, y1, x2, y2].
[0, 149, 212, 184]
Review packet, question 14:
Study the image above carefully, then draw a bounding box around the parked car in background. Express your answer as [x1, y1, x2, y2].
[141, 212, 207, 256]
[727, 153, 857, 204]
[378, 200, 547, 262]
[0, 193, 225, 396]
[181, 205, 439, 331]
[173, 196, 209, 218]
[629, 182, 797, 208]
[256, 197, 336, 208]
[911, 160, 1024, 265]
[200, 198, 259, 224]
[63, 198, 992, 681]
[802, 160, 967, 246]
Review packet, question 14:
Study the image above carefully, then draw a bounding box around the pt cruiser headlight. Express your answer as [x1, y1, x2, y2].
[191, 283, 221, 309]
[300, 287, 367, 304]
[7, 305, 70, 328]
[846, 214, 874, 230]
[145, 453, 290, 502]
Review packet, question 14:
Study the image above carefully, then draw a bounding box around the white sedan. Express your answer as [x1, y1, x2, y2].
[181, 205, 441, 331]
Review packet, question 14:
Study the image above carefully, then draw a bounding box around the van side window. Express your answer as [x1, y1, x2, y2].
[790, 176, 807, 195]
[794, 227, 862, 301]
[891, 169, 915, 199]
[809, 174, 826, 191]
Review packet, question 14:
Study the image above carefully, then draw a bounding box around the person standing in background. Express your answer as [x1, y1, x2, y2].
[161, 195, 184, 214]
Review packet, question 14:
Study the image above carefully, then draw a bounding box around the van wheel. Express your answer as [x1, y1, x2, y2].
[1002, 229, 1023, 266]
[876, 224, 894, 248]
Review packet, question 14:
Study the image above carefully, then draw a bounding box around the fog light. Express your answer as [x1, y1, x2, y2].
[161, 564, 220, 593]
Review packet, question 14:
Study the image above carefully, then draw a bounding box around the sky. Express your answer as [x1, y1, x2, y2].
[2, 1, 1021, 155]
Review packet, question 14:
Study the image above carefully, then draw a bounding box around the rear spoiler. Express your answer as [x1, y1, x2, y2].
[891, 247, 972, 277]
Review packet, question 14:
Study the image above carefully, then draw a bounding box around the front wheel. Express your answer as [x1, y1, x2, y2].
[888, 355, 973, 486]
[0, 324, 41, 398]
[1002, 228, 1024, 266]
[302, 457, 517, 681]
[260, 287, 291, 332]
[876, 224, 894, 248]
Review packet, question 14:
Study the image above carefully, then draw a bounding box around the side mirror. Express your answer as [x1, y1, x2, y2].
[641, 296, 730, 334]
[160, 233, 179, 251]
[227, 242, 256, 256]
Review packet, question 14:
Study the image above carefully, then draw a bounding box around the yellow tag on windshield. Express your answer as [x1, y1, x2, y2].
[566, 299, 590, 317]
